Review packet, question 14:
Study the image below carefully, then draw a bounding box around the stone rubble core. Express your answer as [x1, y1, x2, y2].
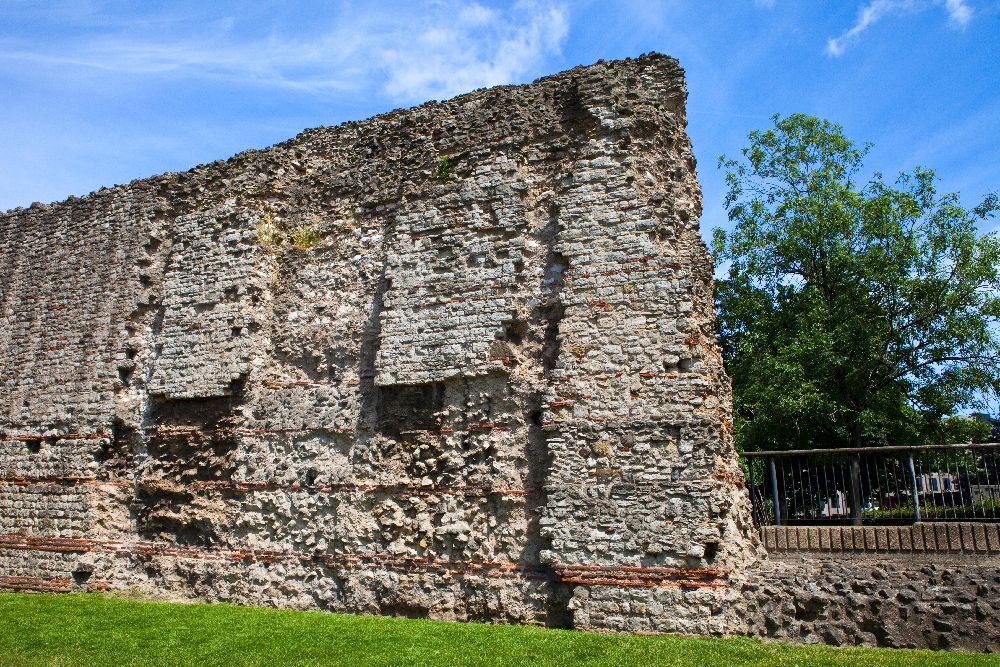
[9, 54, 993, 651]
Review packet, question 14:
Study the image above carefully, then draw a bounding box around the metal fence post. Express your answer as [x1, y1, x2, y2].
[907, 451, 922, 523]
[769, 457, 782, 526]
[849, 454, 863, 526]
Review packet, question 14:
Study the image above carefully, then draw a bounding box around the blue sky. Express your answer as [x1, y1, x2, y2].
[1, 0, 998, 241]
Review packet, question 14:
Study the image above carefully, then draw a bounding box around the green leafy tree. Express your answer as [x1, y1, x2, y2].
[713, 113, 1000, 451]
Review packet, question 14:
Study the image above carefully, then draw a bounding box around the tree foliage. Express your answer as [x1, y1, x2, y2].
[713, 113, 1000, 450]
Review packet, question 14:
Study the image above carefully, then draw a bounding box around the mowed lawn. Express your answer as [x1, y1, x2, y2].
[0, 593, 995, 666]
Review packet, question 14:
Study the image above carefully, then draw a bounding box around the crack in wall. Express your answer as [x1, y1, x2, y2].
[524, 201, 573, 627]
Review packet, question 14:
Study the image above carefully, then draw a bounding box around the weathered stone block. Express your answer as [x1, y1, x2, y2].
[985, 524, 1000, 552]
[971, 523, 987, 553]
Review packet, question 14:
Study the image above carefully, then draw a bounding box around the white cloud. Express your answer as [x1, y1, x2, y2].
[0, 1, 569, 103]
[381, 2, 568, 101]
[826, 0, 973, 56]
[827, 0, 900, 56]
[944, 0, 973, 26]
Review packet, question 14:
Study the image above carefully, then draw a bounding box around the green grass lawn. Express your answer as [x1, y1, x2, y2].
[0, 593, 995, 666]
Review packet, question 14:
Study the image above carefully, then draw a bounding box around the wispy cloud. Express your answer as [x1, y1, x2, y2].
[0, 1, 568, 103]
[943, 0, 973, 26]
[381, 2, 568, 101]
[826, 0, 973, 56]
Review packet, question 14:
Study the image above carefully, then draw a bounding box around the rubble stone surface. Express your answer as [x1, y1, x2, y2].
[742, 555, 1000, 652]
[0, 54, 758, 635]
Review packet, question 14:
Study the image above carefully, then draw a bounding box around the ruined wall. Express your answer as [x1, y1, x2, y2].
[735, 525, 999, 651]
[743, 554, 1000, 652]
[0, 55, 759, 634]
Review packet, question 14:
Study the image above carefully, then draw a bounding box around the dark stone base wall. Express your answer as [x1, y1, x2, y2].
[742, 551, 1000, 652]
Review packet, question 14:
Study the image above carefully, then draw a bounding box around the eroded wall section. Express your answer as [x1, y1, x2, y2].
[0, 54, 758, 634]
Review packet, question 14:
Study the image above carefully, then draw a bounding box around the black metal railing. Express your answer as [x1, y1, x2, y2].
[740, 443, 1000, 526]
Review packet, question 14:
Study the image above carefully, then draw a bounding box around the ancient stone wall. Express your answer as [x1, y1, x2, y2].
[0, 55, 760, 634]
[706, 524, 998, 652]
[742, 553, 1000, 652]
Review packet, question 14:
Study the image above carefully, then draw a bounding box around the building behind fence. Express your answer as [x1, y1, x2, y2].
[741, 443, 1000, 525]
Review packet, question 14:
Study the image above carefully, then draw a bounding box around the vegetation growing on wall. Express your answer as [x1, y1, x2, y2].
[256, 209, 321, 253]
[291, 224, 320, 251]
[255, 210, 283, 249]
[437, 155, 451, 182]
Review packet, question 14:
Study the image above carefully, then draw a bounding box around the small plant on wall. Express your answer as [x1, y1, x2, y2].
[256, 210, 283, 249]
[255, 208, 322, 252]
[291, 224, 321, 251]
[437, 155, 450, 182]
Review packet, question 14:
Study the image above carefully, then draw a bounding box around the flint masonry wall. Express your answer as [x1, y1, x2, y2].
[744, 527, 1000, 651]
[0, 55, 761, 635]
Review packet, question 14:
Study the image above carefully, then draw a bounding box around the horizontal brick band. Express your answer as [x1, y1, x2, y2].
[0, 575, 73, 593]
[0, 476, 535, 497]
[0, 476, 128, 488]
[152, 424, 513, 438]
[0, 432, 111, 443]
[0, 575, 112, 593]
[0, 533, 727, 589]
[553, 564, 726, 589]
[0, 424, 522, 442]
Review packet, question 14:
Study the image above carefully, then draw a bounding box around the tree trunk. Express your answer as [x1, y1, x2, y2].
[850, 420, 863, 448]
